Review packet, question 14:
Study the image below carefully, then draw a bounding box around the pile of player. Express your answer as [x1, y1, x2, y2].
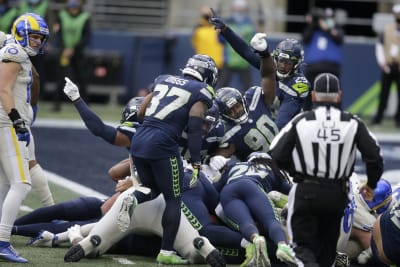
[2, 9, 400, 267]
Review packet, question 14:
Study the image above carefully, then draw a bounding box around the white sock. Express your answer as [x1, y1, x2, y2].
[30, 164, 54, 206]
[0, 183, 30, 241]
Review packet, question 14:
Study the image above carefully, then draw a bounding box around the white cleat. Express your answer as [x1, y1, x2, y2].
[117, 193, 137, 232]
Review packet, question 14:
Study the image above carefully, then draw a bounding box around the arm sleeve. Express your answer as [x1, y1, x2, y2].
[221, 27, 260, 69]
[355, 119, 384, 189]
[187, 116, 203, 164]
[75, 99, 117, 144]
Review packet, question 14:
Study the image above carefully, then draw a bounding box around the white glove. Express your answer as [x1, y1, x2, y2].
[63, 77, 80, 102]
[250, 33, 268, 53]
[357, 248, 372, 264]
[209, 155, 230, 171]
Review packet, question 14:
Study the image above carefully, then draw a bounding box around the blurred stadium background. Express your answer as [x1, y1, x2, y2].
[6, 0, 400, 117]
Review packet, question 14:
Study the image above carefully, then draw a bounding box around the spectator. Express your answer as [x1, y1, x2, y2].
[371, 3, 400, 127]
[0, 0, 18, 33]
[52, 0, 91, 112]
[217, 0, 255, 92]
[18, 0, 49, 19]
[191, 5, 224, 72]
[302, 7, 344, 110]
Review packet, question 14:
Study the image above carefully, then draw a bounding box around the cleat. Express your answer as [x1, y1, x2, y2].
[240, 243, 256, 267]
[27, 230, 57, 247]
[193, 237, 226, 267]
[253, 235, 270, 267]
[64, 244, 85, 262]
[117, 193, 137, 232]
[0, 244, 28, 263]
[205, 249, 226, 267]
[156, 251, 190, 265]
[276, 243, 296, 266]
[335, 251, 350, 267]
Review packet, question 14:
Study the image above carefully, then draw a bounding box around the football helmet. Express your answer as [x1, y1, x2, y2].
[215, 87, 248, 124]
[362, 178, 392, 214]
[121, 97, 144, 124]
[11, 13, 49, 56]
[203, 101, 220, 135]
[247, 152, 271, 163]
[272, 38, 304, 79]
[182, 54, 218, 87]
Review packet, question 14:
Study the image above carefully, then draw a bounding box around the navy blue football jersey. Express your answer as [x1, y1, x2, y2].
[131, 74, 214, 159]
[220, 86, 279, 161]
[225, 161, 291, 194]
[274, 73, 310, 129]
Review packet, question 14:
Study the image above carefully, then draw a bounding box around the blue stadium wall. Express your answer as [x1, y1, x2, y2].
[89, 31, 379, 110]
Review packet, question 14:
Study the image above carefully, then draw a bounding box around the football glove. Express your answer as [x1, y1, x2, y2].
[8, 108, 30, 146]
[190, 162, 201, 188]
[63, 77, 80, 102]
[250, 33, 270, 57]
[209, 8, 226, 30]
[209, 155, 230, 171]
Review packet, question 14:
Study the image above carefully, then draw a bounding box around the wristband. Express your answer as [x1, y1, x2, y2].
[8, 108, 21, 122]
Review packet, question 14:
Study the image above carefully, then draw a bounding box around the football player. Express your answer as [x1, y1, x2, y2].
[209, 9, 310, 129]
[218, 152, 296, 266]
[0, 13, 49, 263]
[211, 33, 278, 162]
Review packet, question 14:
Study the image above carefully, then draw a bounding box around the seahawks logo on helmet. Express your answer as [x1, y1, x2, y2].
[182, 54, 218, 87]
[121, 97, 144, 125]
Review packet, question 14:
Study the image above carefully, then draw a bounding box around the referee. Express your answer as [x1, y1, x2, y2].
[269, 73, 383, 267]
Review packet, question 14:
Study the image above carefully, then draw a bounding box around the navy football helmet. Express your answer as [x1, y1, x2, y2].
[362, 178, 392, 214]
[215, 87, 248, 124]
[272, 38, 304, 79]
[203, 101, 220, 134]
[121, 97, 144, 124]
[182, 54, 218, 87]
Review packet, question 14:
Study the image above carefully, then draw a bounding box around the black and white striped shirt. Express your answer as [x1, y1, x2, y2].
[270, 105, 383, 188]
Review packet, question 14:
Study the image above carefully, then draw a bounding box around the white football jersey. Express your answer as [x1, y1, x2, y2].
[0, 42, 34, 126]
[352, 193, 377, 232]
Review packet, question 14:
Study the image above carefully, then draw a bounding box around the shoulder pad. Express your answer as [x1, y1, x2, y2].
[1, 44, 28, 63]
[0, 32, 6, 48]
[293, 76, 310, 96]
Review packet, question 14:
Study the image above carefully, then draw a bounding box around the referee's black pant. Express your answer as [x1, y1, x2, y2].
[287, 180, 349, 267]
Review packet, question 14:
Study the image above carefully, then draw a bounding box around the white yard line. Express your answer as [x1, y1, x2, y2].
[45, 170, 109, 199]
